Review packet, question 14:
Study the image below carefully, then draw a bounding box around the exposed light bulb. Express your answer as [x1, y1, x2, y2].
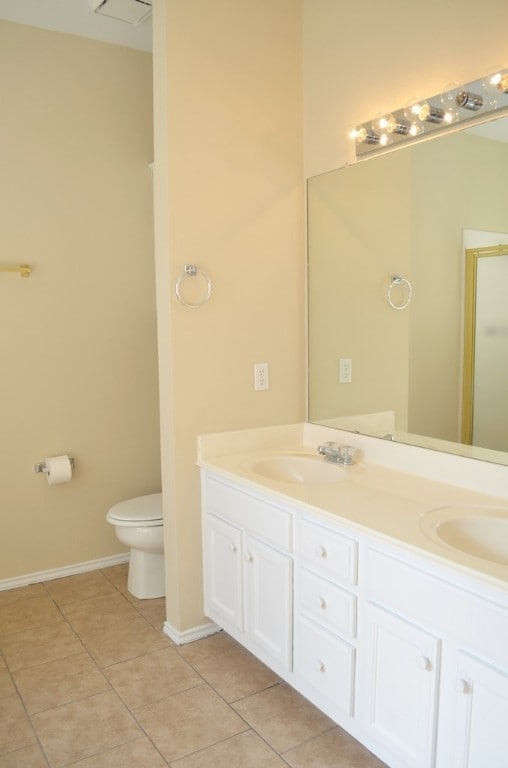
[418, 102, 445, 123]
[455, 90, 483, 111]
[349, 126, 380, 145]
[408, 122, 424, 137]
[404, 100, 424, 121]
[497, 74, 508, 93]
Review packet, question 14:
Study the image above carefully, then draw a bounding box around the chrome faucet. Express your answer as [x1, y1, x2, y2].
[317, 441, 355, 465]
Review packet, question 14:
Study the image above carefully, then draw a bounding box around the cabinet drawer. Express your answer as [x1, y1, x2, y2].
[205, 476, 292, 551]
[298, 519, 358, 586]
[298, 568, 356, 639]
[295, 616, 355, 717]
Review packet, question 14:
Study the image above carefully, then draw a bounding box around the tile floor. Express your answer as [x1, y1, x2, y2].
[0, 565, 386, 767]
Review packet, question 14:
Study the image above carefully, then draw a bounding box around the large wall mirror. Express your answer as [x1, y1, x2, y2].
[308, 115, 508, 466]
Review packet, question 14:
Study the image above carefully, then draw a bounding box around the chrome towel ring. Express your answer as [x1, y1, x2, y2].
[387, 275, 413, 310]
[175, 264, 212, 308]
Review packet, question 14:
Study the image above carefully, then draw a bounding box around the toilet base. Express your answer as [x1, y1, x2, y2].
[128, 549, 166, 599]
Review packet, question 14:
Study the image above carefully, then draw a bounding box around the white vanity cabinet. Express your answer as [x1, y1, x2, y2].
[361, 546, 508, 768]
[294, 517, 358, 723]
[200, 459, 508, 768]
[202, 473, 293, 673]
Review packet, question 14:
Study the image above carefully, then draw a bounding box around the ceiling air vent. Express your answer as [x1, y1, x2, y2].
[92, 0, 152, 25]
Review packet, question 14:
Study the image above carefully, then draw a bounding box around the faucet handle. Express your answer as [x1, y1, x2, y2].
[339, 445, 355, 464]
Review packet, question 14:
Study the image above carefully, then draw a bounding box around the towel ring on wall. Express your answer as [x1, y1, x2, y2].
[387, 275, 413, 310]
[175, 264, 212, 308]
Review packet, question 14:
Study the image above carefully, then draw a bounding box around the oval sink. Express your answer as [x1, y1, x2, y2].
[421, 506, 508, 565]
[251, 454, 346, 484]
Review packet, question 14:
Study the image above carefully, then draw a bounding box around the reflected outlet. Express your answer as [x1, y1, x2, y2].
[339, 358, 352, 383]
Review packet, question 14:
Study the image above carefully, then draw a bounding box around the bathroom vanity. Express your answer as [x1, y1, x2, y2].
[198, 423, 508, 768]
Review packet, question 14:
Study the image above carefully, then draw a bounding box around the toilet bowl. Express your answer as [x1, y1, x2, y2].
[106, 493, 165, 599]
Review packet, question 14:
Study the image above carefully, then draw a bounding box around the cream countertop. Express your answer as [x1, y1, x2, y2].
[198, 423, 508, 593]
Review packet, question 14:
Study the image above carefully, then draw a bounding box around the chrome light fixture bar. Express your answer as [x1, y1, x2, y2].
[351, 67, 508, 158]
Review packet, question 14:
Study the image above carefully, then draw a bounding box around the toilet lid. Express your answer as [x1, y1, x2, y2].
[107, 492, 162, 527]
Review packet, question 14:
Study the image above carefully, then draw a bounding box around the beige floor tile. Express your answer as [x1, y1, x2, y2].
[0, 584, 47, 607]
[233, 683, 335, 754]
[104, 647, 202, 709]
[44, 571, 116, 606]
[0, 597, 64, 637]
[65, 737, 167, 767]
[32, 690, 142, 768]
[130, 598, 166, 630]
[0, 694, 37, 754]
[59, 592, 140, 636]
[14, 651, 110, 714]
[0, 622, 83, 672]
[0, 667, 15, 700]
[80, 616, 171, 668]
[187, 643, 280, 702]
[171, 729, 288, 767]
[0, 743, 49, 768]
[178, 631, 243, 664]
[101, 564, 129, 592]
[135, 684, 248, 763]
[282, 727, 387, 768]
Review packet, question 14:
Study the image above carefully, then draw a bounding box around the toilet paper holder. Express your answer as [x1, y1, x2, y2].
[35, 457, 75, 474]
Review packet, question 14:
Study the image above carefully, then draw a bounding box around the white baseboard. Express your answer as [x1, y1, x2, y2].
[163, 619, 221, 645]
[0, 553, 130, 592]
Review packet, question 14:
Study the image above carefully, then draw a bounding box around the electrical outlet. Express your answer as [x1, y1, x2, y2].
[254, 362, 269, 391]
[339, 358, 352, 383]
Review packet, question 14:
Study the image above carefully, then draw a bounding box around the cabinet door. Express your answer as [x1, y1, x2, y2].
[244, 535, 293, 671]
[451, 651, 508, 768]
[363, 604, 440, 768]
[204, 515, 243, 632]
[296, 615, 356, 717]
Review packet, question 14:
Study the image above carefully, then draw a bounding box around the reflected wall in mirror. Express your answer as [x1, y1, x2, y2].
[308, 116, 508, 466]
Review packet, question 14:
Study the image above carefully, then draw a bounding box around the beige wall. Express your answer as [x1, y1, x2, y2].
[153, 0, 305, 632]
[303, 0, 508, 177]
[0, 22, 160, 580]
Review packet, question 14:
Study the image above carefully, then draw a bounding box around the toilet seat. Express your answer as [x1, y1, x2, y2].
[106, 492, 162, 528]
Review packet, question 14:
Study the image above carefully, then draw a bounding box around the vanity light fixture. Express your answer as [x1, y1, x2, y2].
[351, 66, 508, 158]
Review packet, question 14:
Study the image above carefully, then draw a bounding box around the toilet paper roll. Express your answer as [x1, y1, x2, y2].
[45, 455, 73, 485]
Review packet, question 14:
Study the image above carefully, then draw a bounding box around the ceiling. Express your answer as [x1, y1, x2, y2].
[0, 0, 152, 52]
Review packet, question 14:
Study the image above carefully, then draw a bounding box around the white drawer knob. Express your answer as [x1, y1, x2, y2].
[229, 543, 237, 553]
[456, 678, 469, 694]
[416, 655, 431, 671]
[316, 545, 327, 559]
[314, 659, 326, 673]
[245, 553, 254, 563]
[317, 596, 327, 610]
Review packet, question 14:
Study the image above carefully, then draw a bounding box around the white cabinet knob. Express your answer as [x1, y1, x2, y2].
[316, 545, 327, 559]
[416, 655, 431, 671]
[317, 596, 327, 610]
[314, 659, 326, 673]
[245, 553, 254, 563]
[229, 543, 237, 553]
[456, 678, 469, 694]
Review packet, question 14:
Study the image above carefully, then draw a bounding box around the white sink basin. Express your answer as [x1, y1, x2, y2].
[251, 454, 346, 484]
[420, 506, 508, 565]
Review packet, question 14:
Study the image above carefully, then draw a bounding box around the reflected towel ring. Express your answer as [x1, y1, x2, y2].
[387, 275, 413, 310]
[175, 264, 212, 308]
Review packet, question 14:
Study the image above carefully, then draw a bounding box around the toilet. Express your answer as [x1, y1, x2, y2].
[106, 493, 165, 599]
